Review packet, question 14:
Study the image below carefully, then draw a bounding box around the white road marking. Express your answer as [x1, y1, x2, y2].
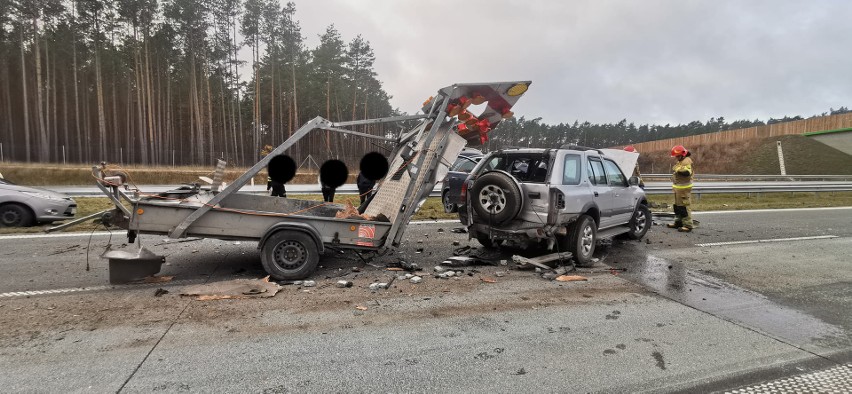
[0, 231, 114, 240]
[693, 206, 852, 215]
[0, 278, 203, 299]
[696, 235, 839, 247]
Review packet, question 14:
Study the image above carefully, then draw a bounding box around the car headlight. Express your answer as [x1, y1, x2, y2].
[20, 191, 66, 200]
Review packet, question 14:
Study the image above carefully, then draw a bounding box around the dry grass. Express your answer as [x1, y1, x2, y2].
[0, 162, 342, 186]
[647, 191, 852, 212]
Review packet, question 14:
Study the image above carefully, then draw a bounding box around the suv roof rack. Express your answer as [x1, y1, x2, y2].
[559, 144, 604, 154]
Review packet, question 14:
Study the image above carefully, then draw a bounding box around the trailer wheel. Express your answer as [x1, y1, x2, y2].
[261, 230, 320, 280]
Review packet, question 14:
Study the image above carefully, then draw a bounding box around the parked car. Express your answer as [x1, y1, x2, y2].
[441, 148, 483, 213]
[0, 178, 77, 227]
[460, 146, 649, 266]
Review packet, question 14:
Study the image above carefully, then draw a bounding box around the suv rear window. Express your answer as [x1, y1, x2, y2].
[481, 153, 549, 183]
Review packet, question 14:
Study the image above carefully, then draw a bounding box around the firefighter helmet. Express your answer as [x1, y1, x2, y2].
[624, 145, 636, 153]
[671, 145, 688, 157]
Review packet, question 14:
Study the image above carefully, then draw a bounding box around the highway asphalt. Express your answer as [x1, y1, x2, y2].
[0, 207, 850, 392]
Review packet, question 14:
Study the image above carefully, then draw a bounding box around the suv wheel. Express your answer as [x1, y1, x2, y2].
[626, 204, 651, 240]
[559, 215, 597, 267]
[442, 191, 457, 213]
[469, 171, 522, 225]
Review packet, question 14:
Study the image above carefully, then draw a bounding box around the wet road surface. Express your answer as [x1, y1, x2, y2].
[0, 207, 850, 392]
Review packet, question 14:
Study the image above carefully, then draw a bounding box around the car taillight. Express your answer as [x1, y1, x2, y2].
[556, 190, 565, 209]
[460, 179, 470, 202]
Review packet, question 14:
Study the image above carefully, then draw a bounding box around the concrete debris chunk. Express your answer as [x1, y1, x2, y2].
[400, 261, 420, 271]
[369, 283, 381, 291]
[434, 266, 448, 273]
[377, 282, 389, 289]
[410, 276, 423, 284]
[336, 280, 353, 288]
[495, 271, 506, 277]
[302, 280, 316, 288]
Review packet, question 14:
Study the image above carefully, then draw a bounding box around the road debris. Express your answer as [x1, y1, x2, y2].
[450, 227, 467, 233]
[441, 256, 495, 267]
[512, 252, 572, 271]
[480, 277, 497, 283]
[335, 280, 353, 288]
[355, 305, 368, 311]
[154, 288, 169, 297]
[555, 275, 588, 282]
[302, 280, 317, 287]
[410, 276, 423, 284]
[181, 276, 282, 300]
[138, 275, 174, 284]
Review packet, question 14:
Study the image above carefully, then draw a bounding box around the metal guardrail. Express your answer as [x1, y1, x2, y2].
[52, 180, 852, 197]
[642, 174, 852, 181]
[640, 181, 852, 195]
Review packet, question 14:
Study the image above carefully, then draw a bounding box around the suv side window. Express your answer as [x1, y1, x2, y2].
[588, 158, 607, 185]
[602, 159, 627, 187]
[563, 154, 581, 185]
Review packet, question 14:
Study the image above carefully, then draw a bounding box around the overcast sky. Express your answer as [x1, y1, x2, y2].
[294, 0, 852, 125]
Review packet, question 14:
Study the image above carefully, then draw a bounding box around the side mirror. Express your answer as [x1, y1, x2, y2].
[628, 176, 640, 186]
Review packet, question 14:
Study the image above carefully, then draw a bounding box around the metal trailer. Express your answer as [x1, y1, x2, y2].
[87, 81, 531, 282]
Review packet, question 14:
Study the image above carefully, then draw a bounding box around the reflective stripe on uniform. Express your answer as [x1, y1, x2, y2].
[672, 184, 693, 189]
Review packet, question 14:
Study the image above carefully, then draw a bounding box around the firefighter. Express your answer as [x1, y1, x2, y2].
[623, 145, 645, 189]
[668, 145, 694, 232]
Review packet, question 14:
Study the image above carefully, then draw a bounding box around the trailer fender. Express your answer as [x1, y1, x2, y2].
[259, 222, 325, 253]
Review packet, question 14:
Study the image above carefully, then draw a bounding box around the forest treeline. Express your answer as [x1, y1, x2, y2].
[0, 0, 394, 167]
[1, 0, 849, 167]
[484, 107, 852, 153]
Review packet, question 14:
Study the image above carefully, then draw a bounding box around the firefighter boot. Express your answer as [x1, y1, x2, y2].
[668, 205, 684, 228]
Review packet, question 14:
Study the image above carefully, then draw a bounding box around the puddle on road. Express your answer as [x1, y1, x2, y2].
[619, 255, 849, 351]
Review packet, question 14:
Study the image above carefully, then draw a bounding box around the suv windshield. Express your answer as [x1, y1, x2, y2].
[481, 152, 549, 183]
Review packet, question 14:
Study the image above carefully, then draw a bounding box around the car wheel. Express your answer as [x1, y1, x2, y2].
[260, 230, 320, 280]
[0, 204, 34, 227]
[442, 191, 457, 213]
[559, 215, 597, 267]
[626, 204, 651, 240]
[469, 171, 522, 225]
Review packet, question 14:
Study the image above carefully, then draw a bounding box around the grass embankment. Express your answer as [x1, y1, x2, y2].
[637, 135, 852, 175]
[2, 192, 851, 234]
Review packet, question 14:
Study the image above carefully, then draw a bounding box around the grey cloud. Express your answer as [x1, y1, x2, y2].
[295, 0, 852, 125]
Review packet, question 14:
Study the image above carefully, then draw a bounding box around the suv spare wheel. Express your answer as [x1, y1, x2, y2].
[470, 171, 523, 225]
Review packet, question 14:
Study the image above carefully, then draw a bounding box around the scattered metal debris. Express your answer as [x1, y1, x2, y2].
[512, 252, 572, 271]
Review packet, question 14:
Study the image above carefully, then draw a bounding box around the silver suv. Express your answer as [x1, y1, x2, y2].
[461, 146, 649, 266]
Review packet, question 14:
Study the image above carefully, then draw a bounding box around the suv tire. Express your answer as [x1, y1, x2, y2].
[560, 215, 597, 267]
[469, 171, 522, 225]
[626, 204, 651, 240]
